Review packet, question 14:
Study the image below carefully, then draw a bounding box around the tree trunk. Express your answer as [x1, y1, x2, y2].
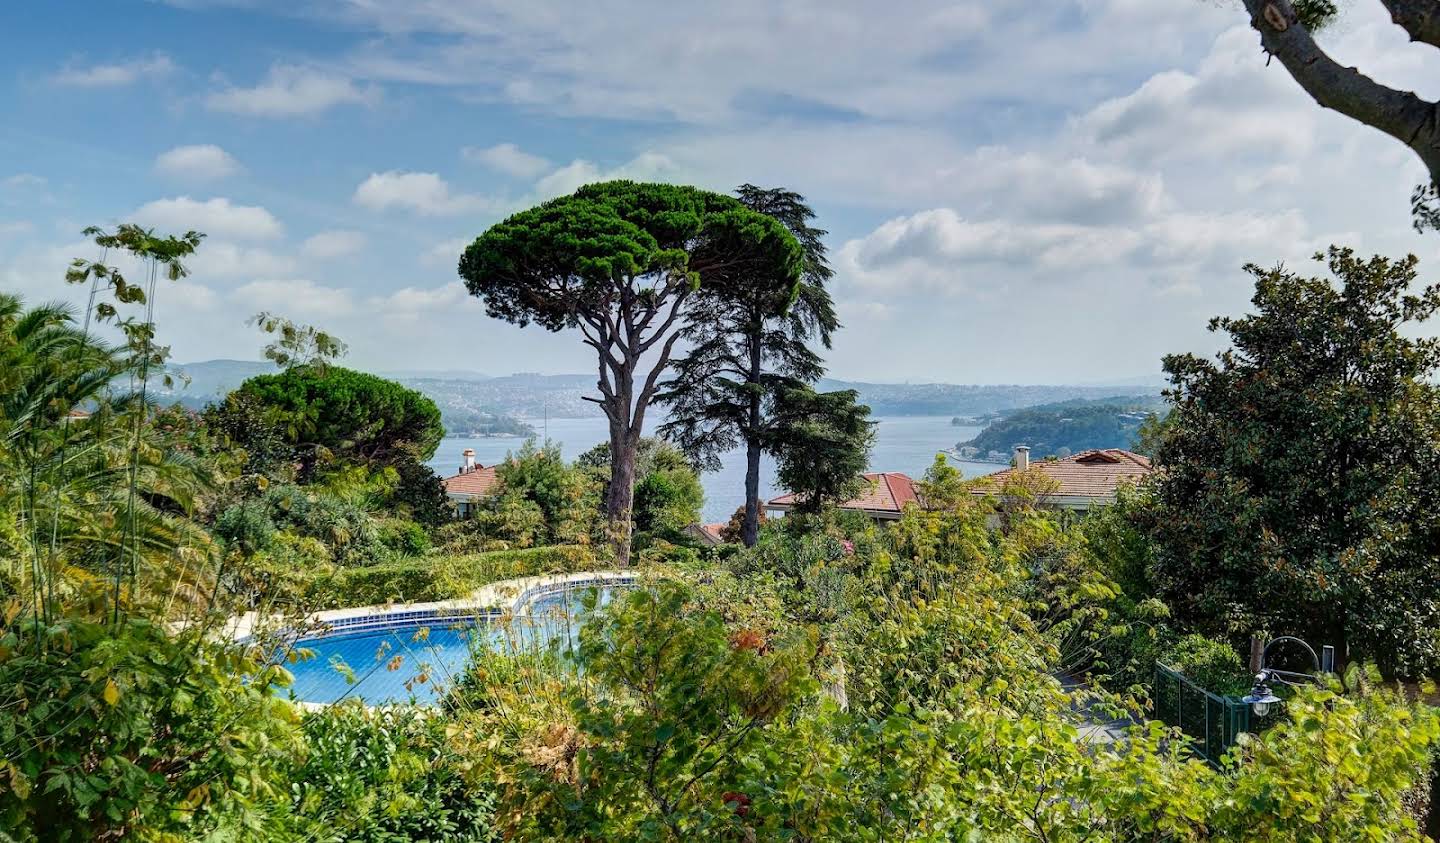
[742, 440, 762, 546]
[742, 326, 764, 547]
[608, 423, 636, 566]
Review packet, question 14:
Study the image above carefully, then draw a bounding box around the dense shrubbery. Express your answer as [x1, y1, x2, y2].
[305, 545, 598, 608]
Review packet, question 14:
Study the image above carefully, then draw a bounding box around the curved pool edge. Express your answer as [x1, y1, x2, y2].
[223, 569, 636, 647]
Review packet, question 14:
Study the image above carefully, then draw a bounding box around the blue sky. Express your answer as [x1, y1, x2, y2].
[3, 0, 1439, 383]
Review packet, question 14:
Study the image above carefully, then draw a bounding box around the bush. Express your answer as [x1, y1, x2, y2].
[261, 483, 384, 566]
[286, 705, 495, 841]
[1162, 634, 1248, 697]
[305, 545, 600, 608]
[214, 498, 277, 555]
[0, 609, 301, 840]
[378, 519, 430, 557]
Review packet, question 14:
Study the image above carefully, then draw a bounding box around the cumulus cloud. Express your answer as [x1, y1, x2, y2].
[353, 171, 496, 215]
[190, 242, 297, 280]
[421, 237, 470, 267]
[532, 152, 682, 199]
[301, 230, 366, 259]
[53, 53, 175, 87]
[133, 197, 283, 240]
[206, 64, 378, 117]
[153, 144, 240, 182]
[232, 279, 355, 317]
[463, 143, 550, 178]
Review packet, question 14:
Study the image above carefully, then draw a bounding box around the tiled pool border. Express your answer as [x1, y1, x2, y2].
[226, 569, 636, 646]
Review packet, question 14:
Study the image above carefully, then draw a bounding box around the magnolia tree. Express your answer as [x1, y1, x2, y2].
[459, 181, 802, 563]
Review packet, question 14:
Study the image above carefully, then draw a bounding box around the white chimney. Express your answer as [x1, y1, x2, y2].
[1014, 445, 1030, 472]
[462, 448, 476, 472]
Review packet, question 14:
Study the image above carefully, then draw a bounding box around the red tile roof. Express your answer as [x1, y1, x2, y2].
[767, 472, 919, 515]
[442, 465, 500, 498]
[975, 449, 1152, 502]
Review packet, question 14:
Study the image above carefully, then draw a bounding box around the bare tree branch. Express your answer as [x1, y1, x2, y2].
[1380, 0, 1440, 49]
[1242, 0, 1440, 184]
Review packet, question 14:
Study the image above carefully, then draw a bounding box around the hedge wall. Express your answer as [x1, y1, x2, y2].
[306, 545, 600, 609]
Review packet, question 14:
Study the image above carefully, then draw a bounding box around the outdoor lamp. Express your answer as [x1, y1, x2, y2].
[1241, 670, 1283, 717]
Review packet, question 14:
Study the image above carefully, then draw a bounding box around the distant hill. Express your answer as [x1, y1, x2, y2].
[818, 379, 1163, 417]
[958, 395, 1168, 460]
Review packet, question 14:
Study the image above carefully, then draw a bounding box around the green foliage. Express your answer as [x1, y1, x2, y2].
[233, 366, 444, 474]
[961, 395, 1166, 458]
[390, 456, 451, 527]
[578, 437, 703, 541]
[286, 705, 495, 841]
[658, 185, 839, 546]
[214, 498, 277, 555]
[377, 518, 430, 557]
[304, 545, 598, 608]
[1163, 633, 1248, 697]
[249, 310, 348, 373]
[0, 606, 301, 841]
[202, 389, 297, 478]
[448, 440, 601, 550]
[258, 483, 385, 566]
[767, 385, 875, 514]
[1149, 247, 1440, 675]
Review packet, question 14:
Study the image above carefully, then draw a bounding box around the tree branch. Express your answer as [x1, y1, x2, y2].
[1380, 0, 1440, 49]
[1242, 0, 1440, 183]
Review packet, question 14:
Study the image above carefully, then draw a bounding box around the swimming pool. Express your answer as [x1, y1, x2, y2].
[283, 580, 626, 706]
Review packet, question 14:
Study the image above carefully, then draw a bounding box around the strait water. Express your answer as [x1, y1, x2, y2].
[429, 415, 1001, 523]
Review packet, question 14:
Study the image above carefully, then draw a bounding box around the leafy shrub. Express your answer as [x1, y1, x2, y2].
[262, 483, 384, 566]
[305, 545, 600, 608]
[214, 498, 277, 555]
[378, 518, 430, 557]
[286, 705, 495, 841]
[1163, 633, 1248, 697]
[0, 608, 301, 840]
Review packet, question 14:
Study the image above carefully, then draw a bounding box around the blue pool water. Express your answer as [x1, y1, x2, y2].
[285, 583, 622, 705]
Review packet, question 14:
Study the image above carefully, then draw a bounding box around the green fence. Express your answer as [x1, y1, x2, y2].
[1152, 662, 1277, 765]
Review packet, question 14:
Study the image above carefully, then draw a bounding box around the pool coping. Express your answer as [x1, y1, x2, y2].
[222, 569, 636, 645]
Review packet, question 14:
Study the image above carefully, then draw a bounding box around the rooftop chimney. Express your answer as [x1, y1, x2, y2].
[462, 448, 476, 473]
[1014, 445, 1030, 472]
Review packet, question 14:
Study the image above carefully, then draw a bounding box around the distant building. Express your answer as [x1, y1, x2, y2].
[684, 522, 730, 547]
[441, 448, 500, 517]
[972, 446, 1152, 510]
[765, 472, 920, 523]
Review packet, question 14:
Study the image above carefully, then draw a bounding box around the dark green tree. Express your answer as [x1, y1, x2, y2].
[576, 437, 704, 540]
[458, 181, 802, 563]
[230, 367, 444, 477]
[768, 386, 875, 515]
[1147, 247, 1440, 675]
[659, 185, 838, 546]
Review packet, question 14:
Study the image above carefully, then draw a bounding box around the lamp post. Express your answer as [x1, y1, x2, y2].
[1240, 635, 1334, 717]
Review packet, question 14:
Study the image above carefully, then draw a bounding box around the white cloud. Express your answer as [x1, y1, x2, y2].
[422, 237, 470, 267]
[368, 281, 481, 325]
[153, 144, 241, 182]
[301, 230, 366, 259]
[53, 53, 175, 87]
[232, 279, 355, 317]
[206, 64, 378, 117]
[463, 143, 549, 178]
[532, 152, 682, 199]
[0, 221, 34, 238]
[190, 242, 297, 280]
[1, 174, 46, 189]
[353, 171, 496, 215]
[133, 197, 283, 240]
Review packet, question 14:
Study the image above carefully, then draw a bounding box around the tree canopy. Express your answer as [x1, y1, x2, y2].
[659, 185, 838, 546]
[1146, 247, 1440, 675]
[232, 366, 444, 473]
[459, 180, 803, 562]
[768, 386, 875, 515]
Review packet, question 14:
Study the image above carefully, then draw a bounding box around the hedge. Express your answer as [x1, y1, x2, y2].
[306, 545, 600, 609]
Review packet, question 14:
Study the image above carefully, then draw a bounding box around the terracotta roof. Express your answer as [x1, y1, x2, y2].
[975, 449, 1152, 502]
[767, 472, 919, 515]
[442, 465, 500, 498]
[684, 522, 729, 546]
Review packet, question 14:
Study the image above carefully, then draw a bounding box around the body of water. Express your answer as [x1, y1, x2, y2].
[429, 415, 1002, 523]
